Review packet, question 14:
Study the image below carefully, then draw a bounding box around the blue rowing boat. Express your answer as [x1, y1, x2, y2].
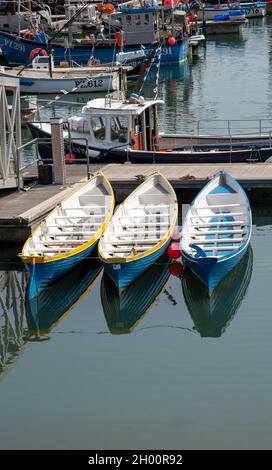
[99, 172, 178, 290]
[19, 173, 114, 299]
[180, 171, 252, 294]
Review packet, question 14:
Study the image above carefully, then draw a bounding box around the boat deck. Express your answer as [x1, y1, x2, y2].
[1, 162, 272, 242]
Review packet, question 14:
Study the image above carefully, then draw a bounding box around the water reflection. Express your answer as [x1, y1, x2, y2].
[182, 247, 253, 338]
[25, 257, 102, 337]
[100, 254, 171, 334]
[0, 266, 27, 377]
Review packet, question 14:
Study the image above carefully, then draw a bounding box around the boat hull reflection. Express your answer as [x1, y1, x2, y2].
[182, 247, 253, 337]
[26, 257, 102, 335]
[101, 254, 171, 334]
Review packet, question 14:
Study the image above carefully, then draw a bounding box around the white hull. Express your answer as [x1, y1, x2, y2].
[0, 70, 118, 94]
[241, 5, 266, 17]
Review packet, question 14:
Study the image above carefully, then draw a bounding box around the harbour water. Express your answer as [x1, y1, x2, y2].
[2, 18, 272, 450]
[28, 17, 272, 135]
[1, 207, 272, 450]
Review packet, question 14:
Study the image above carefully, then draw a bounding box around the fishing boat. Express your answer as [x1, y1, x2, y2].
[98, 172, 178, 290]
[203, 2, 266, 19]
[180, 171, 252, 294]
[0, 55, 120, 94]
[0, 6, 189, 66]
[182, 246, 253, 337]
[19, 173, 114, 299]
[200, 6, 245, 21]
[28, 93, 272, 164]
[25, 257, 102, 337]
[199, 5, 245, 21]
[238, 2, 266, 17]
[101, 253, 170, 334]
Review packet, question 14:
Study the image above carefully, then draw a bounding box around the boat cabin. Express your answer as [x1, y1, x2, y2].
[104, 6, 185, 46]
[69, 96, 163, 152]
[31, 54, 52, 69]
[65, 0, 96, 22]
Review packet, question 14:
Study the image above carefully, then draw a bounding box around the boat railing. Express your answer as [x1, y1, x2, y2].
[196, 119, 272, 136]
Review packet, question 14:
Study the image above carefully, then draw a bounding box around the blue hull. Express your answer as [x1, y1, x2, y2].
[0, 31, 188, 66]
[183, 245, 248, 294]
[26, 242, 97, 300]
[102, 242, 170, 290]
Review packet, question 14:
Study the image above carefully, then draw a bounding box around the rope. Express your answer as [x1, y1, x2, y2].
[138, 45, 162, 97]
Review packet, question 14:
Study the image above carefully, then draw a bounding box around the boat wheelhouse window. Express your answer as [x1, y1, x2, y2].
[91, 116, 106, 140]
[133, 115, 141, 135]
[135, 15, 141, 26]
[126, 15, 132, 26]
[37, 57, 49, 64]
[144, 14, 149, 25]
[110, 116, 129, 143]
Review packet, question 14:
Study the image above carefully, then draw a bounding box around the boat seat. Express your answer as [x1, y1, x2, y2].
[113, 222, 169, 228]
[191, 246, 238, 252]
[190, 212, 243, 219]
[110, 239, 159, 245]
[62, 205, 108, 210]
[43, 231, 96, 236]
[47, 223, 102, 228]
[36, 248, 76, 254]
[108, 247, 153, 254]
[196, 203, 245, 209]
[54, 215, 105, 219]
[126, 204, 170, 209]
[189, 229, 244, 236]
[112, 229, 164, 236]
[119, 213, 170, 219]
[36, 240, 85, 245]
[190, 220, 245, 227]
[191, 237, 243, 244]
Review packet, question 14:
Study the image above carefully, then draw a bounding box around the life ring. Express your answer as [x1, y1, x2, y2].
[29, 48, 47, 62]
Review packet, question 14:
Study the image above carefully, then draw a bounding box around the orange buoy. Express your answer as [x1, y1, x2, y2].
[168, 37, 176, 46]
[99, 3, 114, 14]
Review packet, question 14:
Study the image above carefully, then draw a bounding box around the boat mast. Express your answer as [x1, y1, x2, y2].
[17, 0, 21, 36]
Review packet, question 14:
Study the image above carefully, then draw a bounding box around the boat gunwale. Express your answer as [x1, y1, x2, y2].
[19, 172, 115, 264]
[98, 171, 178, 264]
[181, 171, 252, 263]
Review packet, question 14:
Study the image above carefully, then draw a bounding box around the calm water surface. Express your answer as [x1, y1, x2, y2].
[26, 17, 272, 135]
[2, 18, 272, 450]
[0, 209, 272, 450]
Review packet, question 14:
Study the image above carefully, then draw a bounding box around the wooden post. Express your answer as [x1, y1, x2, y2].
[50, 117, 66, 185]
